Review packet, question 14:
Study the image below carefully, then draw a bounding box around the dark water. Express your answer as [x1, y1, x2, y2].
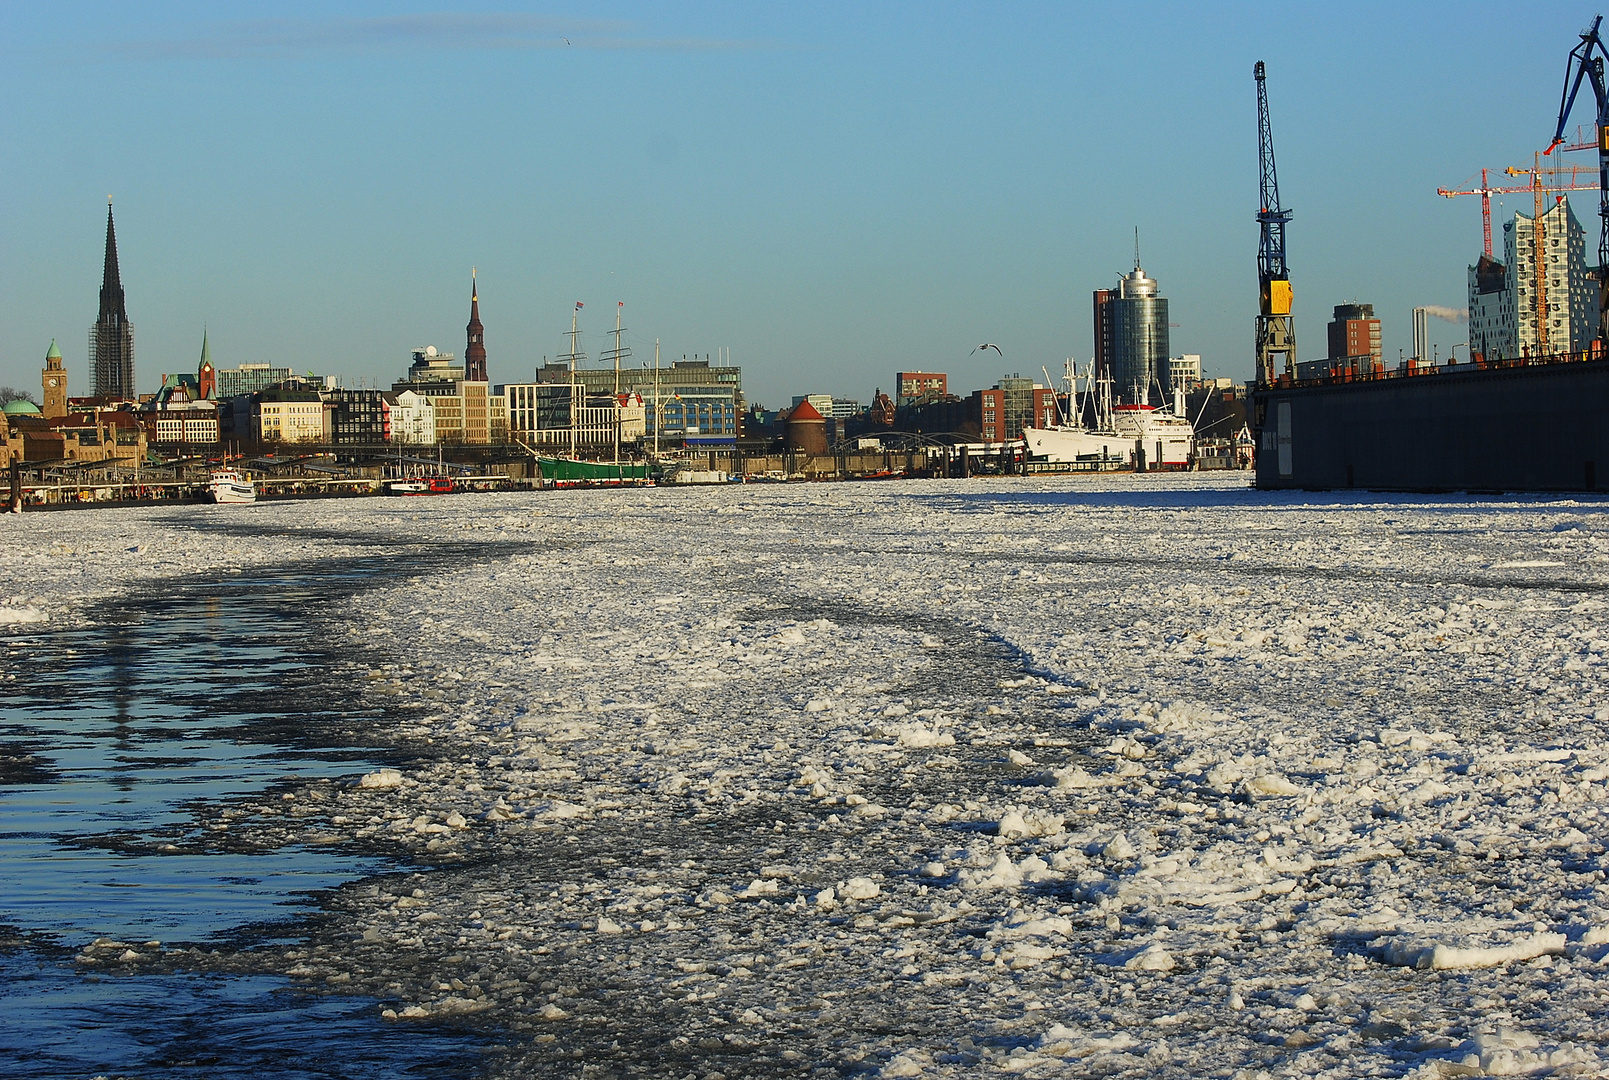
[0, 547, 494, 1078]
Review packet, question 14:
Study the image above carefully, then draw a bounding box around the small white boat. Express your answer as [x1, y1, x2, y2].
[207, 469, 256, 504]
[384, 477, 454, 496]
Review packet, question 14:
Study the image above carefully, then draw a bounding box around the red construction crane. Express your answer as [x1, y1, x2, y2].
[1436, 164, 1598, 259]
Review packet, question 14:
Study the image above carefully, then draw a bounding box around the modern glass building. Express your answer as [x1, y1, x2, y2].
[1111, 264, 1169, 405]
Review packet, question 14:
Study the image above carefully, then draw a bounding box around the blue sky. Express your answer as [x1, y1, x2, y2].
[0, 2, 1600, 405]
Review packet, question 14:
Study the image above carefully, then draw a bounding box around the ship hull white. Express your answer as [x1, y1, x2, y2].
[208, 483, 256, 504]
[1026, 418, 1194, 469]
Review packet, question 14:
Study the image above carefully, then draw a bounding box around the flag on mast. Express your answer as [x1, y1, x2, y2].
[575, 301, 584, 310]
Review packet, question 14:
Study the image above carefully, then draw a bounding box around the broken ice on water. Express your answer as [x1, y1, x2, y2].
[3, 475, 1608, 1078]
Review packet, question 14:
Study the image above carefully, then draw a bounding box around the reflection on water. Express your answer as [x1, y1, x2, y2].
[0, 554, 487, 1078]
[0, 954, 477, 1080]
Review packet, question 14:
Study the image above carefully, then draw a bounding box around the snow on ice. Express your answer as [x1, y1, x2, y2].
[4, 475, 1609, 1077]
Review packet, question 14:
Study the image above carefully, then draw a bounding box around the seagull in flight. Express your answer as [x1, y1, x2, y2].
[970, 343, 1003, 356]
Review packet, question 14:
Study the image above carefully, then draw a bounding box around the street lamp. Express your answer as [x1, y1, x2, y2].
[1449, 342, 1468, 365]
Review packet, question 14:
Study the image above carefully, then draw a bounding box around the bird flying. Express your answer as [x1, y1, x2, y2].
[970, 343, 1003, 356]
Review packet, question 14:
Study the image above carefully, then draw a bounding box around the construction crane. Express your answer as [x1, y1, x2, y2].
[1254, 61, 1294, 385]
[1437, 164, 1598, 259]
[1547, 14, 1609, 344]
[1500, 161, 1600, 356]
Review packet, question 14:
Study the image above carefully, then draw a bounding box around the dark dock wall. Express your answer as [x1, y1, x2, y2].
[1253, 360, 1609, 492]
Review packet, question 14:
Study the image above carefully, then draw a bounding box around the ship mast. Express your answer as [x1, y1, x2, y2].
[556, 303, 587, 458]
[600, 301, 632, 464]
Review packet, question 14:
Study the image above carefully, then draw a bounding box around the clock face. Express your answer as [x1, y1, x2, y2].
[47, 378, 58, 387]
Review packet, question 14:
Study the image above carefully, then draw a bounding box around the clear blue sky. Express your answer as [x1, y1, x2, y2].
[0, 2, 1600, 405]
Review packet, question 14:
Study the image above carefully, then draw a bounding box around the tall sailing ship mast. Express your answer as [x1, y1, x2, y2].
[555, 302, 587, 458]
[599, 302, 632, 464]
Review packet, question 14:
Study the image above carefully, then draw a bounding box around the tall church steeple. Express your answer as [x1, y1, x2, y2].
[465, 268, 487, 382]
[90, 199, 135, 400]
[197, 329, 216, 400]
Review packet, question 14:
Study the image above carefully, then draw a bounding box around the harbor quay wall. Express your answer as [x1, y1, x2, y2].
[1253, 359, 1609, 493]
[676, 449, 943, 478]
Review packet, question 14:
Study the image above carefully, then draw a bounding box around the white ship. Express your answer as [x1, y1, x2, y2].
[1023, 361, 1195, 470]
[206, 469, 256, 504]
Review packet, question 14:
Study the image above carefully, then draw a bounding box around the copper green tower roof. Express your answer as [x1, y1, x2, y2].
[45, 339, 61, 361]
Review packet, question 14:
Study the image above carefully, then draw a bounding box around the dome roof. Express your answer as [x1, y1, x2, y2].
[787, 399, 824, 423]
[3, 399, 42, 416]
[45, 339, 61, 361]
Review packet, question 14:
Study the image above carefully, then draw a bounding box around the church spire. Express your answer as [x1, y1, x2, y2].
[100, 200, 126, 321]
[91, 199, 135, 400]
[464, 268, 487, 382]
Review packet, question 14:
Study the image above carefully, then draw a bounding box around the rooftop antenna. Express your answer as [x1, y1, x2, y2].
[1134, 227, 1141, 271]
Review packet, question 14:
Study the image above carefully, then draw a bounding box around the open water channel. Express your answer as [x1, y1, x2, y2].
[0, 538, 505, 1079]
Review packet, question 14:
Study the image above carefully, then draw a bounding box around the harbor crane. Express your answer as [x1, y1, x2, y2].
[1437, 164, 1598, 259]
[1546, 14, 1609, 343]
[1254, 61, 1294, 385]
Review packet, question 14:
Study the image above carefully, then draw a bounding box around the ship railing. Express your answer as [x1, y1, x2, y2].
[1269, 343, 1606, 389]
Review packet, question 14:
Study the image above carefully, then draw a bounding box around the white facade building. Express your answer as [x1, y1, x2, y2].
[253, 391, 327, 443]
[504, 383, 646, 450]
[1506, 200, 1599, 358]
[387, 390, 437, 445]
[1163, 354, 1202, 392]
[151, 401, 220, 445]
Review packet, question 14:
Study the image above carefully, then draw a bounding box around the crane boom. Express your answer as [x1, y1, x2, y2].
[1437, 164, 1599, 259]
[1254, 61, 1295, 384]
[1547, 15, 1609, 345]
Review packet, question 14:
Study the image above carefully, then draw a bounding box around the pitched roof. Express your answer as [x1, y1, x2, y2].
[787, 399, 824, 422]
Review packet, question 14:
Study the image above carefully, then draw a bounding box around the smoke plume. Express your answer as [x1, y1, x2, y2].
[1420, 305, 1468, 323]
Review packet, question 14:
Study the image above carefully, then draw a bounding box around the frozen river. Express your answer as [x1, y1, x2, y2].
[2, 475, 1607, 1078]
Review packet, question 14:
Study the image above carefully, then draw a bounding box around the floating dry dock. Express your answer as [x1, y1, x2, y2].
[1253, 351, 1609, 492]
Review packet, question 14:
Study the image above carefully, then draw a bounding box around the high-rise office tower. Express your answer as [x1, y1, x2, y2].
[1110, 257, 1169, 405]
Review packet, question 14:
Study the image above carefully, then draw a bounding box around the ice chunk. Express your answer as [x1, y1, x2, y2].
[880, 1050, 929, 1077]
[0, 606, 47, 624]
[1452, 1027, 1601, 1075]
[1037, 766, 1099, 790]
[840, 876, 880, 900]
[1125, 945, 1175, 971]
[359, 768, 403, 789]
[1242, 773, 1301, 797]
[895, 725, 954, 749]
[996, 808, 1065, 840]
[1102, 834, 1137, 860]
[1384, 932, 1565, 970]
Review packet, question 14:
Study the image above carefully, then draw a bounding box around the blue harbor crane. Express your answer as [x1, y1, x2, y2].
[1254, 61, 1295, 385]
[1548, 14, 1609, 344]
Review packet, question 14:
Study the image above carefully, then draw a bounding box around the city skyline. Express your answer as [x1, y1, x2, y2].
[0, 2, 1596, 403]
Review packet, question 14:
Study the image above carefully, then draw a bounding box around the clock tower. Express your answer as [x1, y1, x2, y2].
[41, 340, 66, 418]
